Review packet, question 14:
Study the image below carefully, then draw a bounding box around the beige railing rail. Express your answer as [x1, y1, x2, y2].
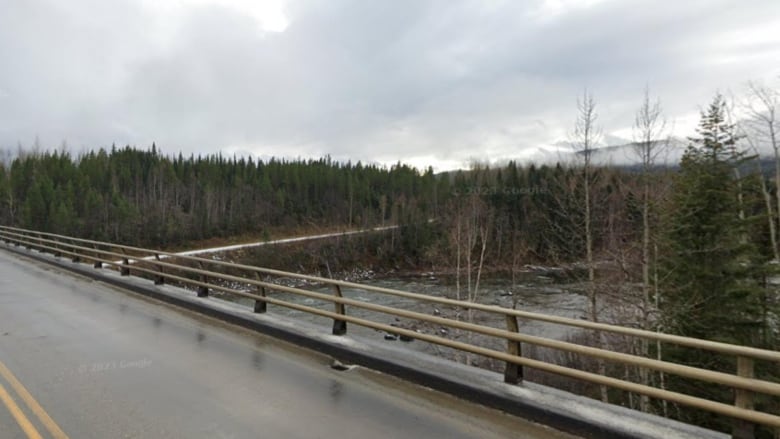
[0, 225, 778, 437]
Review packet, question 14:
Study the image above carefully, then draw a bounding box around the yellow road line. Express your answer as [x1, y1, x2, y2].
[0, 380, 43, 439]
[0, 360, 70, 439]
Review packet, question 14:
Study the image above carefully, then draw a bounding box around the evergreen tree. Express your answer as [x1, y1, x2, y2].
[663, 95, 763, 343]
[660, 95, 768, 432]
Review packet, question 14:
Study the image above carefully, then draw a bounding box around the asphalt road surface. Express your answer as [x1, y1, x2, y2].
[0, 249, 573, 439]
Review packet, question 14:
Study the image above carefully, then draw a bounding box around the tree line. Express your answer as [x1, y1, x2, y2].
[0, 145, 441, 246]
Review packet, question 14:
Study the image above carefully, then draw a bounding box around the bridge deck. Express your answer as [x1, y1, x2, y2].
[0, 250, 571, 439]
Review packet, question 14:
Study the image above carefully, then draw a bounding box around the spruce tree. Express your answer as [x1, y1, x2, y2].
[663, 94, 763, 344]
[661, 95, 767, 432]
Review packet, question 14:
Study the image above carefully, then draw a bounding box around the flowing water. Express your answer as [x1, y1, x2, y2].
[213, 270, 589, 366]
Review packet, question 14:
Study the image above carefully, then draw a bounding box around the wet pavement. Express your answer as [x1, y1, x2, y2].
[0, 249, 574, 439]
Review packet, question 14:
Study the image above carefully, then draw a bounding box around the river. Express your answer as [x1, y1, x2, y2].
[211, 270, 589, 369]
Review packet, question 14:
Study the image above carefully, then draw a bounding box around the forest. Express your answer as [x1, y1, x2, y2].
[1, 89, 779, 435]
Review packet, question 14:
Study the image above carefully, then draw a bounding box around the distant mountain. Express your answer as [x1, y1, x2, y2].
[577, 137, 689, 166]
[518, 137, 689, 167]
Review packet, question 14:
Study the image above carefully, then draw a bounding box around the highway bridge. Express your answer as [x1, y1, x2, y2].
[0, 226, 778, 439]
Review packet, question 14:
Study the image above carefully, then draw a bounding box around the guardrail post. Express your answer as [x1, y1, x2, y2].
[332, 284, 347, 335]
[196, 261, 209, 297]
[118, 249, 131, 275]
[34, 233, 43, 252]
[92, 244, 102, 268]
[504, 314, 523, 384]
[253, 273, 267, 313]
[732, 356, 755, 439]
[70, 239, 81, 263]
[153, 254, 165, 285]
[52, 237, 61, 258]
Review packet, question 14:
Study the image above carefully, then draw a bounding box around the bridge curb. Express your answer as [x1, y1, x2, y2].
[2, 245, 728, 439]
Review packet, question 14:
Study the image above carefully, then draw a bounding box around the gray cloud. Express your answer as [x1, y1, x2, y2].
[1, 0, 779, 169]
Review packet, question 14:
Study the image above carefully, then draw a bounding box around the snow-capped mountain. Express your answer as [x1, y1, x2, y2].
[515, 136, 688, 167]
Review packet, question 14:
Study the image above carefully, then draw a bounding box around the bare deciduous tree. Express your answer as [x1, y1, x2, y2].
[570, 89, 608, 402]
[741, 80, 780, 260]
[572, 89, 601, 322]
[447, 166, 492, 366]
[632, 86, 669, 412]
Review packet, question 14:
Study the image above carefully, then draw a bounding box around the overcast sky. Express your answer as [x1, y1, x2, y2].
[1, 0, 779, 170]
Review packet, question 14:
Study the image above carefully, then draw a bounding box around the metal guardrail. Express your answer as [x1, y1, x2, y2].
[0, 225, 778, 437]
